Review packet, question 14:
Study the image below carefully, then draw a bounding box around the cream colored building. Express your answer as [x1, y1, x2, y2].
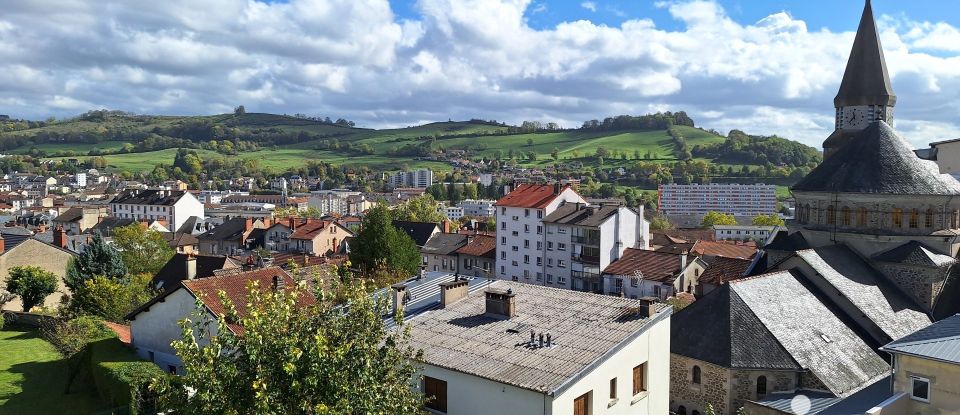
[0, 237, 76, 311]
[392, 277, 672, 415]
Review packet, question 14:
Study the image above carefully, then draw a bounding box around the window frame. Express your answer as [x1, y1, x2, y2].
[632, 363, 646, 395]
[423, 376, 448, 413]
[910, 376, 931, 403]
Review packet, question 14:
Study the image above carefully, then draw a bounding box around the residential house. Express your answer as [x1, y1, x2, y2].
[694, 256, 756, 296]
[0, 236, 77, 311]
[455, 234, 496, 278]
[127, 267, 310, 373]
[151, 253, 242, 292]
[162, 232, 200, 254]
[109, 189, 204, 231]
[421, 233, 467, 273]
[52, 206, 106, 235]
[197, 217, 266, 255]
[289, 219, 351, 256]
[601, 248, 707, 300]
[713, 225, 777, 243]
[390, 276, 672, 415]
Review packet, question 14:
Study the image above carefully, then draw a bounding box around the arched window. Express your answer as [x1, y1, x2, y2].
[909, 209, 919, 228]
[857, 207, 868, 227]
[926, 209, 935, 228]
[678, 406, 687, 415]
[757, 375, 768, 398]
[692, 366, 701, 385]
[841, 206, 851, 226]
[826, 205, 836, 225]
[892, 208, 903, 228]
[693, 411, 701, 415]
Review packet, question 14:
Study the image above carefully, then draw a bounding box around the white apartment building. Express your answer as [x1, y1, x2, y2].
[445, 206, 464, 220]
[542, 203, 649, 292]
[495, 184, 586, 282]
[658, 183, 777, 218]
[109, 189, 204, 231]
[394, 278, 672, 415]
[74, 172, 87, 188]
[308, 189, 362, 215]
[196, 190, 249, 205]
[458, 199, 497, 218]
[387, 168, 434, 188]
[713, 225, 777, 242]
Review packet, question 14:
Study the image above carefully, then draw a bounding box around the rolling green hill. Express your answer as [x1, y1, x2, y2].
[1, 112, 816, 176]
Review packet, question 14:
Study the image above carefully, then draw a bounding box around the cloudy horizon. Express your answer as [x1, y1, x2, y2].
[3, 0, 960, 149]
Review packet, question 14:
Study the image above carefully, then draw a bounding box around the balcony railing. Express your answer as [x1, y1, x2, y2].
[571, 270, 601, 280]
[571, 235, 601, 246]
[571, 253, 600, 264]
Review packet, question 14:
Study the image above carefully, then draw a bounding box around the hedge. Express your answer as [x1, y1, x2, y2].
[89, 337, 167, 414]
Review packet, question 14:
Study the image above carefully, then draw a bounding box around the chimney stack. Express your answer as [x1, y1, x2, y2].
[439, 277, 469, 307]
[442, 220, 450, 234]
[637, 297, 658, 318]
[185, 253, 198, 280]
[484, 287, 517, 319]
[272, 275, 284, 291]
[391, 283, 408, 316]
[244, 217, 254, 232]
[680, 251, 688, 270]
[262, 217, 271, 228]
[553, 182, 561, 194]
[0, 235, 6, 255]
[53, 225, 67, 249]
[288, 216, 298, 231]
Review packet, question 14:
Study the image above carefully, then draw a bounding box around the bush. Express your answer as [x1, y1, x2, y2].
[90, 338, 167, 414]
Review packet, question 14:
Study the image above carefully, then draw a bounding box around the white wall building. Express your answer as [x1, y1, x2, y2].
[495, 183, 586, 283]
[387, 168, 434, 188]
[445, 206, 464, 220]
[658, 183, 777, 218]
[109, 189, 204, 232]
[308, 189, 362, 215]
[713, 225, 777, 242]
[395, 279, 672, 415]
[458, 199, 497, 218]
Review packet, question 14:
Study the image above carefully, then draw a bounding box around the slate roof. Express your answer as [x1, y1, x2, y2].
[542, 204, 622, 227]
[163, 232, 199, 248]
[602, 248, 682, 282]
[791, 246, 931, 341]
[751, 376, 890, 415]
[89, 217, 136, 237]
[404, 280, 670, 394]
[421, 233, 467, 256]
[152, 253, 240, 292]
[0, 226, 34, 250]
[698, 256, 754, 286]
[392, 220, 439, 247]
[53, 207, 84, 223]
[763, 230, 810, 252]
[834, 0, 896, 108]
[882, 314, 960, 364]
[198, 217, 253, 242]
[109, 189, 187, 206]
[455, 234, 496, 258]
[691, 240, 758, 259]
[672, 271, 890, 397]
[872, 241, 956, 268]
[495, 183, 571, 208]
[794, 121, 960, 195]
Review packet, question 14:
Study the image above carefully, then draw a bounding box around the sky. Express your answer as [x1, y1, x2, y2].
[3, 0, 960, 149]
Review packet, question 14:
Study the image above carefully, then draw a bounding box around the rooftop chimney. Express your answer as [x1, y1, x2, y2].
[0, 235, 6, 255]
[680, 251, 688, 271]
[553, 182, 561, 195]
[442, 220, 450, 234]
[53, 225, 67, 249]
[484, 287, 517, 319]
[439, 277, 469, 307]
[288, 216, 298, 231]
[244, 217, 254, 232]
[637, 297, 658, 318]
[272, 275, 284, 291]
[391, 283, 408, 316]
[185, 254, 197, 280]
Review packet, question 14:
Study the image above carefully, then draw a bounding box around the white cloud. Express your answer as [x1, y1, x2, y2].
[0, 0, 960, 149]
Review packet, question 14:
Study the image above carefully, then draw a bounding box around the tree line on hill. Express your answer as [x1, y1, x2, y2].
[692, 129, 822, 167]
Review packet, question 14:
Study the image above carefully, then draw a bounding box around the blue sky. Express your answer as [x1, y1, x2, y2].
[3, 0, 960, 148]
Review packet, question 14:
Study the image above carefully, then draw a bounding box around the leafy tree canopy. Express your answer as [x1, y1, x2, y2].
[752, 214, 785, 227]
[112, 224, 175, 275]
[349, 205, 422, 277]
[5, 266, 58, 312]
[394, 194, 447, 223]
[65, 233, 127, 290]
[700, 211, 738, 228]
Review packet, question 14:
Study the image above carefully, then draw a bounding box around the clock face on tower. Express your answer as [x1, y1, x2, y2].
[844, 108, 865, 129]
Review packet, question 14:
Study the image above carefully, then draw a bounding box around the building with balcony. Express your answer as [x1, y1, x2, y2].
[658, 183, 777, 227]
[386, 168, 434, 189]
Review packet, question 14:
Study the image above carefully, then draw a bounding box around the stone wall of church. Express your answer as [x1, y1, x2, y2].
[875, 263, 949, 309]
[670, 355, 730, 415]
[792, 192, 960, 239]
[730, 370, 796, 412]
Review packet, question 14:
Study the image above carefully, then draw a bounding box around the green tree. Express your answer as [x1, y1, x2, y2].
[155, 276, 425, 414]
[551, 147, 560, 161]
[5, 266, 58, 311]
[752, 214, 785, 227]
[350, 205, 422, 276]
[112, 224, 175, 275]
[394, 194, 447, 223]
[66, 233, 127, 290]
[649, 215, 674, 231]
[526, 138, 534, 147]
[701, 211, 737, 228]
[68, 274, 154, 323]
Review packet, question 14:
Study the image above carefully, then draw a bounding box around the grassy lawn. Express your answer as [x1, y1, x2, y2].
[0, 327, 110, 415]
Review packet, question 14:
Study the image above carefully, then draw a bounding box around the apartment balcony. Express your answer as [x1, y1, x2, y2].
[571, 235, 601, 246]
[571, 270, 601, 280]
[571, 253, 600, 265]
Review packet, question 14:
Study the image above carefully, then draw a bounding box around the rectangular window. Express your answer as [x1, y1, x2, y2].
[512, 246, 518, 252]
[547, 241, 554, 250]
[615, 278, 623, 290]
[537, 241, 542, 250]
[501, 251, 506, 260]
[537, 210, 543, 219]
[558, 243, 566, 251]
[501, 222, 506, 230]
[633, 364, 646, 395]
[524, 255, 530, 264]
[536, 257, 542, 266]
[911, 376, 930, 402]
[610, 377, 617, 400]
[525, 209, 530, 217]
[524, 240, 530, 248]
[524, 224, 530, 233]
[424, 376, 448, 413]
[501, 236, 506, 245]
[537, 225, 543, 235]
[574, 392, 590, 415]
[547, 274, 554, 283]
[558, 260, 566, 268]
[558, 275, 566, 284]
[631, 278, 639, 287]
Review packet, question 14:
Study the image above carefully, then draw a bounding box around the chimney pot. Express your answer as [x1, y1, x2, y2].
[391, 283, 407, 316]
[272, 275, 284, 291]
[439, 278, 469, 307]
[546, 333, 552, 347]
[538, 333, 544, 348]
[484, 288, 517, 319]
[638, 297, 658, 318]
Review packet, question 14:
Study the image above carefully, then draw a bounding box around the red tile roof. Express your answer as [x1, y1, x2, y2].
[104, 321, 131, 345]
[495, 184, 573, 208]
[455, 234, 497, 258]
[698, 257, 754, 285]
[691, 240, 758, 259]
[290, 220, 333, 240]
[602, 248, 684, 282]
[182, 267, 314, 334]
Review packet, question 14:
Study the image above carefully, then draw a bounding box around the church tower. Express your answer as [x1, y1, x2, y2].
[823, 0, 897, 158]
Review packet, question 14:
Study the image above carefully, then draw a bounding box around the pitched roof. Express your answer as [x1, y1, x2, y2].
[542, 203, 625, 227]
[872, 241, 956, 268]
[882, 314, 960, 364]
[109, 189, 188, 206]
[53, 207, 84, 223]
[495, 183, 571, 208]
[794, 122, 960, 195]
[152, 253, 240, 292]
[90, 217, 137, 237]
[181, 267, 312, 334]
[163, 232, 199, 248]
[421, 233, 467, 255]
[673, 271, 890, 397]
[405, 280, 670, 394]
[455, 234, 496, 258]
[289, 220, 333, 240]
[834, 0, 896, 108]
[763, 230, 810, 252]
[698, 256, 754, 286]
[601, 248, 682, 282]
[791, 246, 931, 341]
[392, 220, 439, 247]
[197, 217, 253, 242]
[691, 240, 757, 259]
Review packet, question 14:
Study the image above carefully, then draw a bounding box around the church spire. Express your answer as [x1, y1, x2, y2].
[834, 0, 896, 108]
